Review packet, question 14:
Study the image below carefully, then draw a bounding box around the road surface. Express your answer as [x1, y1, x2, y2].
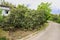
[23, 22, 60, 40]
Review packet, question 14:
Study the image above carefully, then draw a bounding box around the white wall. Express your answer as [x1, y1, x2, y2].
[2, 10, 10, 16]
[0, 7, 10, 10]
[0, 7, 10, 16]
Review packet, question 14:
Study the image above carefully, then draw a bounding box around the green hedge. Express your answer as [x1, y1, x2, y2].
[0, 37, 8, 40]
[1, 2, 51, 31]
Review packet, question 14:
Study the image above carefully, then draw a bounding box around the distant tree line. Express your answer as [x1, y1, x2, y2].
[50, 14, 60, 23]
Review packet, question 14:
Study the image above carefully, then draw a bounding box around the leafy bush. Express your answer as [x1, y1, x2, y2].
[1, 2, 51, 31]
[50, 14, 60, 23]
[0, 37, 8, 40]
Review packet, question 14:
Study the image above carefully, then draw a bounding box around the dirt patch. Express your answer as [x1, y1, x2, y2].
[0, 28, 35, 40]
[12, 30, 34, 39]
[0, 28, 9, 38]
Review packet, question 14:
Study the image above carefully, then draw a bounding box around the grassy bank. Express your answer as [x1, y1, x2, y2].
[0, 22, 48, 40]
[0, 28, 9, 40]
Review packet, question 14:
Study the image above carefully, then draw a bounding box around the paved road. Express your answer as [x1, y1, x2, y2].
[24, 22, 60, 40]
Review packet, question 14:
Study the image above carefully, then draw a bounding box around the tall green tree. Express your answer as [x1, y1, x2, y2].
[50, 14, 60, 23]
[2, 2, 51, 30]
[37, 2, 51, 22]
[0, 9, 3, 22]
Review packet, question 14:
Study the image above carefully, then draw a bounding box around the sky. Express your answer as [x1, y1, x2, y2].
[5, 0, 60, 14]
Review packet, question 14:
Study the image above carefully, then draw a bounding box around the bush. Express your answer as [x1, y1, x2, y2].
[0, 37, 8, 40]
[1, 2, 51, 31]
[50, 14, 60, 23]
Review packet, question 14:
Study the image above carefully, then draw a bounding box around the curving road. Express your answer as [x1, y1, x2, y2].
[23, 21, 60, 40]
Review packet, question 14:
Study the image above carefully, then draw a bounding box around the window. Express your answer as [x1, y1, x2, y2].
[5, 10, 9, 14]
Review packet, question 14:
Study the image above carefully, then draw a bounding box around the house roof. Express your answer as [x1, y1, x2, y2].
[0, 4, 16, 10]
[0, 4, 10, 8]
[0, 4, 16, 8]
[0, 5, 10, 10]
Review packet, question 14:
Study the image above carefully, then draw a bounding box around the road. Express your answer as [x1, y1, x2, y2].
[23, 22, 60, 40]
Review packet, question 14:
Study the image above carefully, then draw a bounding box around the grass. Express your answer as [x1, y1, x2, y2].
[0, 28, 35, 40]
[31, 23, 49, 36]
[0, 37, 7, 40]
[40, 23, 49, 30]
[0, 28, 9, 40]
[0, 28, 8, 37]
[8, 30, 36, 40]
[0, 23, 49, 40]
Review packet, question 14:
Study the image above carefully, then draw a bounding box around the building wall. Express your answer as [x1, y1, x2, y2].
[0, 7, 10, 16]
[2, 10, 10, 16]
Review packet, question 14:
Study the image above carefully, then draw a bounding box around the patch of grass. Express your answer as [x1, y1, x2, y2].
[0, 23, 49, 40]
[39, 23, 49, 31]
[0, 28, 8, 39]
[32, 23, 49, 36]
[10, 30, 35, 39]
[8, 23, 49, 39]
[0, 37, 8, 40]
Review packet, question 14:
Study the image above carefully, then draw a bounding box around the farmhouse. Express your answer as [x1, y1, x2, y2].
[0, 0, 10, 16]
[0, 4, 10, 16]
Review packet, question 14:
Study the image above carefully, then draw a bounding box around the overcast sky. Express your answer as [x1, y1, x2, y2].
[5, 0, 60, 9]
[5, 0, 60, 14]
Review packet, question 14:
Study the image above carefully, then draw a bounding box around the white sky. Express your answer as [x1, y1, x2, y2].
[5, 0, 60, 10]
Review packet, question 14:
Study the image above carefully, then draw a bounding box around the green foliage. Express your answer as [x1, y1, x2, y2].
[0, 37, 7, 40]
[37, 2, 51, 22]
[1, 2, 51, 31]
[0, 9, 3, 22]
[0, 9, 4, 27]
[50, 14, 60, 23]
[2, 2, 15, 8]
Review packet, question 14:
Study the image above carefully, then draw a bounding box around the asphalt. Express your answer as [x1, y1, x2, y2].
[23, 22, 60, 40]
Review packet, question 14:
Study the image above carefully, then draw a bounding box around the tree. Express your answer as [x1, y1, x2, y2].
[50, 14, 60, 23]
[0, 9, 2, 19]
[37, 2, 51, 22]
[2, 2, 51, 31]
[2, 2, 15, 8]
[0, 9, 3, 22]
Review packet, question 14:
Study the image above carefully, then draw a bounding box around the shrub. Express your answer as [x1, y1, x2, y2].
[0, 37, 8, 40]
[1, 2, 51, 31]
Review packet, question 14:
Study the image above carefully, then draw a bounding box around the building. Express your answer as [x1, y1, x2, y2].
[0, 5, 10, 16]
[0, 0, 10, 16]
